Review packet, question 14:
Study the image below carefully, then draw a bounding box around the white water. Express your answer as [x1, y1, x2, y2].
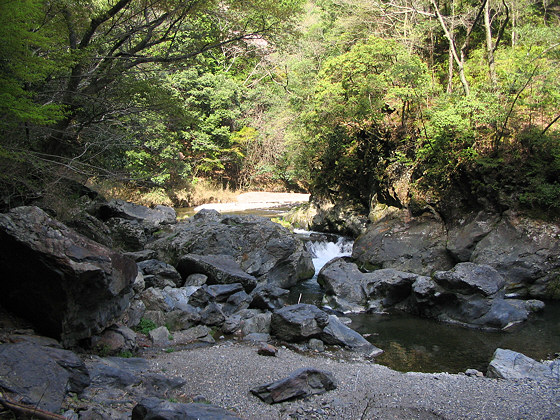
[295, 229, 354, 275]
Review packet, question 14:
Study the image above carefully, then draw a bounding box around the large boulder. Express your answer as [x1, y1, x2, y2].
[0, 342, 90, 413]
[177, 254, 258, 292]
[320, 315, 383, 356]
[149, 210, 315, 288]
[138, 259, 183, 288]
[487, 348, 559, 383]
[94, 199, 176, 252]
[250, 368, 337, 404]
[270, 304, 330, 342]
[0, 206, 136, 346]
[470, 212, 560, 298]
[317, 258, 368, 312]
[352, 211, 454, 276]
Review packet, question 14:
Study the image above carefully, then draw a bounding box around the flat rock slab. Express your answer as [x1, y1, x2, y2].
[132, 397, 241, 420]
[250, 368, 337, 404]
[487, 348, 559, 383]
[0, 342, 89, 413]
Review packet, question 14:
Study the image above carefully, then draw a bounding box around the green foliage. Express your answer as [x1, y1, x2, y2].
[136, 318, 157, 335]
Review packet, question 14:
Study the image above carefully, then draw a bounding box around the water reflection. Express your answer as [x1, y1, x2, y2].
[349, 305, 560, 373]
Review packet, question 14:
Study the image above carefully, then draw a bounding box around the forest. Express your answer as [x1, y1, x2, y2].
[1, 0, 559, 217]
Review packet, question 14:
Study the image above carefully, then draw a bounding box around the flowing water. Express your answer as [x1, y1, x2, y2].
[291, 230, 560, 374]
[177, 205, 560, 373]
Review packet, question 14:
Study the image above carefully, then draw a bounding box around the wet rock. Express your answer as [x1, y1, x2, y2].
[132, 397, 241, 420]
[250, 368, 337, 404]
[0, 206, 136, 346]
[320, 315, 383, 357]
[177, 254, 258, 292]
[487, 348, 559, 383]
[0, 342, 89, 413]
[317, 258, 367, 312]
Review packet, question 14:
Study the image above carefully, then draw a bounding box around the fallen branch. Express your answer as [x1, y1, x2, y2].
[0, 393, 68, 420]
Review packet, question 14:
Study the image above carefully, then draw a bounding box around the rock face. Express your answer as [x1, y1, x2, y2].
[487, 349, 560, 383]
[0, 206, 136, 346]
[352, 211, 454, 276]
[95, 199, 177, 252]
[149, 210, 315, 288]
[352, 208, 560, 300]
[0, 342, 90, 413]
[250, 368, 337, 404]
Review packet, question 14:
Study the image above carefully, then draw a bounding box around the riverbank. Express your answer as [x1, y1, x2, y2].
[142, 340, 560, 419]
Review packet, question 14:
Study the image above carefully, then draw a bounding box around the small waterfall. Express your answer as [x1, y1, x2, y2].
[294, 229, 354, 276]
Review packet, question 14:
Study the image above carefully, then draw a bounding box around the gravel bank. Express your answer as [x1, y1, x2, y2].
[142, 340, 560, 419]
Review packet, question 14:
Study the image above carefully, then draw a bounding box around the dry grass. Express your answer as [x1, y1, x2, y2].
[90, 178, 239, 208]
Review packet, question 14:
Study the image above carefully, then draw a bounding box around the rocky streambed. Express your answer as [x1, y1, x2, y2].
[0, 190, 559, 419]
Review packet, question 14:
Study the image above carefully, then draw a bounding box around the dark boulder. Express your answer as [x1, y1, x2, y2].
[487, 348, 559, 383]
[132, 397, 241, 420]
[362, 268, 418, 310]
[271, 304, 330, 342]
[223, 291, 252, 315]
[138, 259, 183, 288]
[317, 258, 367, 312]
[0, 342, 90, 413]
[321, 315, 383, 357]
[177, 254, 258, 292]
[150, 210, 314, 288]
[250, 368, 337, 404]
[433, 263, 506, 297]
[352, 211, 454, 276]
[0, 206, 136, 346]
[249, 284, 290, 311]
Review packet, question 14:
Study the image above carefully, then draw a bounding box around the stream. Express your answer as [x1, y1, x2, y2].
[292, 230, 560, 374]
[177, 205, 560, 374]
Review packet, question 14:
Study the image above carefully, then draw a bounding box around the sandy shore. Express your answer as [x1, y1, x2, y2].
[142, 340, 560, 420]
[194, 192, 310, 213]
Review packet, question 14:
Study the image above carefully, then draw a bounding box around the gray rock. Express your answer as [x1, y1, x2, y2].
[240, 312, 271, 336]
[97, 199, 176, 227]
[271, 304, 330, 342]
[0, 342, 89, 412]
[446, 211, 500, 262]
[149, 211, 314, 288]
[138, 259, 182, 288]
[92, 325, 137, 355]
[163, 308, 201, 331]
[308, 338, 325, 352]
[433, 263, 506, 297]
[320, 315, 383, 357]
[223, 290, 252, 315]
[172, 325, 215, 345]
[177, 254, 258, 292]
[106, 217, 148, 251]
[487, 348, 559, 383]
[471, 212, 560, 299]
[132, 397, 241, 420]
[124, 249, 159, 262]
[200, 302, 226, 327]
[362, 268, 418, 308]
[0, 206, 136, 346]
[184, 273, 208, 286]
[149, 326, 171, 346]
[317, 258, 367, 312]
[207, 283, 245, 302]
[352, 212, 454, 276]
[250, 368, 337, 404]
[141, 287, 170, 312]
[249, 284, 290, 311]
[243, 332, 271, 342]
